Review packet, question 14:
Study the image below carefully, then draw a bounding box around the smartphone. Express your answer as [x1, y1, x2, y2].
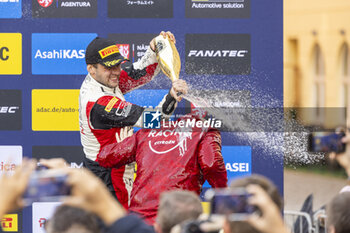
[23, 169, 71, 205]
[36, 162, 48, 171]
[205, 188, 256, 221]
[308, 131, 346, 153]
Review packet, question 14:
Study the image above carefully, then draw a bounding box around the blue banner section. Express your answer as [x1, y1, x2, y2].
[0, 0, 22, 18]
[203, 146, 251, 188]
[223, 146, 252, 182]
[124, 89, 169, 108]
[32, 33, 97, 75]
[125, 89, 170, 131]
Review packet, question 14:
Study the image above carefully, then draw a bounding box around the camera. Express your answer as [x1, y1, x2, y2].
[23, 169, 71, 205]
[205, 188, 256, 221]
[308, 130, 346, 153]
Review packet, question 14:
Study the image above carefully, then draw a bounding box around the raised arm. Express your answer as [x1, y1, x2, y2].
[119, 31, 176, 94]
[90, 80, 188, 129]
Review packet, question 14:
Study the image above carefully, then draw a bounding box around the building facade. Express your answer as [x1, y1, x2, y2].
[284, 0, 350, 128]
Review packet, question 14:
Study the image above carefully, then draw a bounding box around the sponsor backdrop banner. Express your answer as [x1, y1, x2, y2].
[185, 0, 250, 18]
[186, 34, 251, 75]
[0, 146, 23, 232]
[32, 89, 80, 131]
[0, 146, 22, 176]
[203, 145, 251, 187]
[32, 33, 97, 75]
[0, 0, 22, 19]
[200, 145, 251, 200]
[32, 202, 61, 233]
[108, 0, 173, 18]
[32, 146, 84, 168]
[108, 34, 157, 63]
[0, 33, 22, 75]
[0, 90, 22, 130]
[125, 89, 169, 107]
[32, 0, 97, 18]
[0, 1, 282, 232]
[1, 212, 23, 232]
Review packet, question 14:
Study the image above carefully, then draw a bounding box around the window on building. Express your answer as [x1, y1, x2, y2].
[312, 44, 325, 124]
[340, 43, 350, 124]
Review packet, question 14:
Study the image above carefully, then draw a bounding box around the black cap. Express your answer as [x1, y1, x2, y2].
[85, 37, 128, 68]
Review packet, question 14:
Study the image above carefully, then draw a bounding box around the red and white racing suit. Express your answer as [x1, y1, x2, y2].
[97, 115, 228, 224]
[79, 47, 177, 209]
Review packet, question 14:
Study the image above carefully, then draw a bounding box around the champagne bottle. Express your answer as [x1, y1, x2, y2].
[154, 35, 181, 82]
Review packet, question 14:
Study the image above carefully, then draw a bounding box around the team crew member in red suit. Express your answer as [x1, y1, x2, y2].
[97, 114, 228, 224]
[79, 31, 188, 209]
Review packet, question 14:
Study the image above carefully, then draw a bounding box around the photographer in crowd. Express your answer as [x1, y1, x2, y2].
[169, 175, 289, 233]
[323, 132, 350, 233]
[0, 159, 36, 227]
[154, 190, 203, 233]
[224, 175, 287, 233]
[327, 192, 350, 233]
[225, 184, 289, 233]
[64, 168, 154, 233]
[43, 205, 102, 233]
[329, 132, 350, 192]
[227, 174, 283, 233]
[0, 159, 154, 233]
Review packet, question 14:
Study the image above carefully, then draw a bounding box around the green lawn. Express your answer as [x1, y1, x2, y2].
[284, 164, 347, 179]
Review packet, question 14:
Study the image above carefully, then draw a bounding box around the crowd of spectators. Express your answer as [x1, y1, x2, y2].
[326, 133, 350, 233]
[0, 158, 289, 233]
[0, 133, 350, 233]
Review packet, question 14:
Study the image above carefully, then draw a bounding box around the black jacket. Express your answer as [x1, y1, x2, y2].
[105, 214, 155, 233]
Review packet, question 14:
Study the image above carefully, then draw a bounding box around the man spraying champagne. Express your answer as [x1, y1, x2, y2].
[79, 31, 188, 209]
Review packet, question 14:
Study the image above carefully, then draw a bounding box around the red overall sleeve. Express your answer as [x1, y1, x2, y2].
[198, 129, 228, 188]
[97, 132, 138, 168]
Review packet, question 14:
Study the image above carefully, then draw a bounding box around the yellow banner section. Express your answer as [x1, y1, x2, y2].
[32, 89, 79, 131]
[1, 214, 18, 232]
[0, 33, 22, 75]
[201, 202, 210, 214]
